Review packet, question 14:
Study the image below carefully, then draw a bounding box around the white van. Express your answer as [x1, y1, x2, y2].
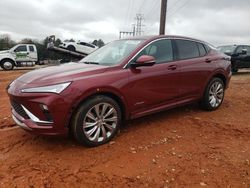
[0, 44, 38, 70]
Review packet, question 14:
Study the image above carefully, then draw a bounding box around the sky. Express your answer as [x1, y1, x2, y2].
[0, 0, 249, 46]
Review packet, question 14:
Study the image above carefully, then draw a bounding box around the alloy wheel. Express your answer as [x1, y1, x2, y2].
[208, 81, 224, 108]
[83, 103, 118, 143]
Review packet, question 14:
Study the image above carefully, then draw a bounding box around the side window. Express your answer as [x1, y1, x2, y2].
[80, 42, 86, 46]
[135, 39, 173, 63]
[86, 43, 95, 48]
[236, 46, 244, 53]
[244, 46, 250, 54]
[175, 40, 199, 60]
[15, 45, 27, 52]
[197, 43, 207, 56]
[29, 46, 34, 52]
[203, 44, 211, 53]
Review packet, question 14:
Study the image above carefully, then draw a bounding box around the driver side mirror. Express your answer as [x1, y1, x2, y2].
[242, 49, 247, 55]
[130, 55, 156, 68]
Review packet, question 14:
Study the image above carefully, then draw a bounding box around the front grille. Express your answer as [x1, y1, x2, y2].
[11, 100, 29, 119]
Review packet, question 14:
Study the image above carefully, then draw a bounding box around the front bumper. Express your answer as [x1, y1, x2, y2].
[8, 86, 71, 136]
[11, 103, 69, 135]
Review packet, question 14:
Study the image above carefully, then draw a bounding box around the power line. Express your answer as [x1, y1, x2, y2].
[168, 0, 191, 18]
[127, 0, 135, 28]
[124, 0, 132, 29]
[167, 0, 182, 12]
[137, 0, 147, 14]
[144, 1, 161, 19]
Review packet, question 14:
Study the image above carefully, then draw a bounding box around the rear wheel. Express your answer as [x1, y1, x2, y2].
[72, 95, 121, 147]
[1, 60, 14, 71]
[67, 45, 76, 52]
[200, 77, 225, 111]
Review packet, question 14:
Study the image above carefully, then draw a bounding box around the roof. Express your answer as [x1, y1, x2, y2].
[123, 35, 207, 43]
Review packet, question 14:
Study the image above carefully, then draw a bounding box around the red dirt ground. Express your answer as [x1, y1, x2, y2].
[0, 69, 250, 188]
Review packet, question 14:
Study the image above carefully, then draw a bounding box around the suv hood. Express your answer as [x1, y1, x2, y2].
[0, 50, 10, 54]
[16, 63, 108, 86]
[224, 52, 232, 56]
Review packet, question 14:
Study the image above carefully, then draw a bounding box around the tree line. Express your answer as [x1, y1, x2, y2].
[0, 34, 105, 61]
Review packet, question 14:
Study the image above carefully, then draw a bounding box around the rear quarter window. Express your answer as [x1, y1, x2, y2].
[175, 39, 199, 60]
[29, 46, 34, 52]
[197, 43, 207, 56]
[244, 46, 250, 54]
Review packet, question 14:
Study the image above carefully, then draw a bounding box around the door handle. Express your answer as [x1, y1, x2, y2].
[167, 65, 177, 70]
[205, 58, 212, 63]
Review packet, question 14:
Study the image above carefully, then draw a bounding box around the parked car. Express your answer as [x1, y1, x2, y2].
[0, 44, 38, 70]
[59, 41, 98, 55]
[217, 45, 250, 72]
[7, 35, 231, 147]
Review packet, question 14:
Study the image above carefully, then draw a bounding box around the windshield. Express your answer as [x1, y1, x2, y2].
[217, 45, 236, 53]
[79, 39, 145, 66]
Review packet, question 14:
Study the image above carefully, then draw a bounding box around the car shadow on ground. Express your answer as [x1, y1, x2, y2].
[232, 70, 250, 76]
[123, 103, 202, 130]
[32, 103, 202, 149]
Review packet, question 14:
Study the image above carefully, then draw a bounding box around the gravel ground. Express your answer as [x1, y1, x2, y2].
[0, 68, 250, 188]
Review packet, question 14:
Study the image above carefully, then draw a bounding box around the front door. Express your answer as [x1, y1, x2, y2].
[126, 39, 181, 115]
[14, 45, 30, 62]
[242, 46, 250, 68]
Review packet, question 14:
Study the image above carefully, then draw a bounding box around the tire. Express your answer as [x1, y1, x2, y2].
[72, 95, 122, 147]
[67, 45, 76, 52]
[200, 77, 225, 111]
[231, 66, 238, 73]
[1, 60, 14, 71]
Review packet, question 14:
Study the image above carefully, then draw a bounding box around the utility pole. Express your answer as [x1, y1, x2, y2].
[159, 0, 168, 35]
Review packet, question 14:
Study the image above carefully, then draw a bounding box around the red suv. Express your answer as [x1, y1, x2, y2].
[7, 35, 231, 147]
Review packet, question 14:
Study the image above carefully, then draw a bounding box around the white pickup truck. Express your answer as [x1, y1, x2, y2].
[0, 44, 38, 70]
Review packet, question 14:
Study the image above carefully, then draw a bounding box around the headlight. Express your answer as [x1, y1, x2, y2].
[21, 82, 71, 94]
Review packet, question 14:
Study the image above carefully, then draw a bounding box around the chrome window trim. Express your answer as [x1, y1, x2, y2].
[123, 37, 205, 69]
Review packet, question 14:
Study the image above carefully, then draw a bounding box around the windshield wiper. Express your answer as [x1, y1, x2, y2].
[83, 61, 100, 65]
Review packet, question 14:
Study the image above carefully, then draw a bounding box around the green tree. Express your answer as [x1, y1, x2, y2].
[0, 34, 16, 50]
[92, 39, 105, 48]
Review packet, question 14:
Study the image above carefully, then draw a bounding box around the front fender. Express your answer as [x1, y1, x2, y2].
[0, 55, 17, 65]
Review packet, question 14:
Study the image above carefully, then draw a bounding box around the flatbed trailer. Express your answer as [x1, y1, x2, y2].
[46, 35, 86, 60]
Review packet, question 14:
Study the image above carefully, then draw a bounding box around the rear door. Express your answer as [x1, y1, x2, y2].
[173, 39, 212, 99]
[28, 45, 38, 62]
[242, 46, 250, 68]
[79, 42, 89, 54]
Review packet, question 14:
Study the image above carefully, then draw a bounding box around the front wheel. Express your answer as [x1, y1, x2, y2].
[72, 95, 122, 147]
[1, 60, 14, 70]
[200, 77, 225, 111]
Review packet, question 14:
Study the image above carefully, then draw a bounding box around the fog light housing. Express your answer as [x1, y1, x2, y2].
[39, 104, 53, 122]
[40, 104, 49, 111]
